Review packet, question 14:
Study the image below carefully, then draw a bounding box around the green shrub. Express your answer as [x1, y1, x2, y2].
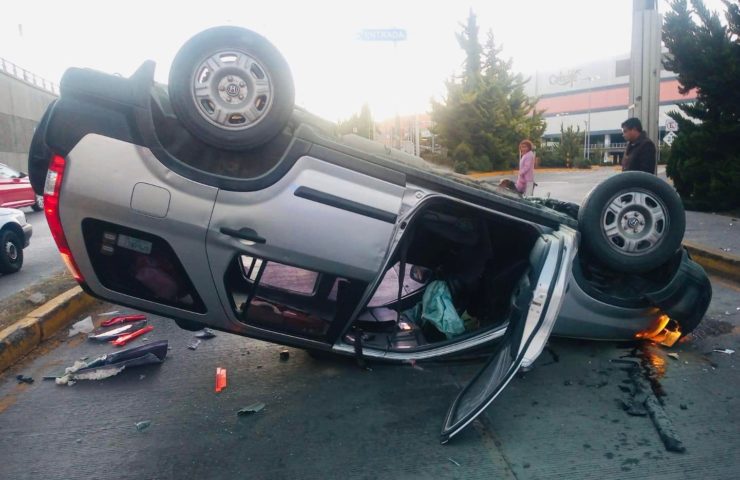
[453, 161, 470, 174]
[574, 157, 592, 169]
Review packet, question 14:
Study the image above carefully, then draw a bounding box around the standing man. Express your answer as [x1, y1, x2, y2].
[516, 139, 536, 196]
[621, 117, 656, 174]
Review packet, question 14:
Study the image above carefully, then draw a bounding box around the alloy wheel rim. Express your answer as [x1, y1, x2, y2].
[600, 189, 668, 256]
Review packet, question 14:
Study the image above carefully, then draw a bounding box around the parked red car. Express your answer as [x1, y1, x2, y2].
[0, 163, 42, 211]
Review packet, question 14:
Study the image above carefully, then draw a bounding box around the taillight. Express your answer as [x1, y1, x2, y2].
[44, 154, 85, 283]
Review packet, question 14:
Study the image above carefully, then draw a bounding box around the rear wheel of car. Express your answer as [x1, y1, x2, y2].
[32, 194, 43, 212]
[0, 230, 23, 274]
[578, 172, 685, 274]
[168, 26, 295, 151]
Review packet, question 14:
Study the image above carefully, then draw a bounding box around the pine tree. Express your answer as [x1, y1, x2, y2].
[663, 0, 740, 210]
[431, 11, 545, 172]
[338, 103, 375, 139]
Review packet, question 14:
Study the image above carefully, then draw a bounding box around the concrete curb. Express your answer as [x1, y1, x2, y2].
[684, 240, 740, 284]
[0, 286, 98, 373]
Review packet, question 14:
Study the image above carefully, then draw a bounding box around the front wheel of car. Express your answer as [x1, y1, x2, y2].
[0, 230, 24, 274]
[168, 26, 295, 151]
[578, 172, 685, 274]
[31, 194, 44, 212]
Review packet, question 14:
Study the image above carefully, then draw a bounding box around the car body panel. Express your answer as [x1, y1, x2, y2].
[0, 164, 36, 209]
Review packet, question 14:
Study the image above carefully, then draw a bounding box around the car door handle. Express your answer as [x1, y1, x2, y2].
[220, 227, 267, 244]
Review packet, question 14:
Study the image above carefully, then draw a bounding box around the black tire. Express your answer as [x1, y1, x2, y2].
[31, 194, 44, 212]
[578, 172, 685, 274]
[168, 26, 294, 151]
[0, 230, 24, 274]
[28, 100, 55, 195]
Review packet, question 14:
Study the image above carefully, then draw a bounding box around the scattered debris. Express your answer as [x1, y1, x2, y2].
[98, 310, 121, 316]
[280, 349, 290, 361]
[404, 359, 424, 371]
[111, 325, 154, 347]
[195, 328, 216, 339]
[101, 313, 146, 327]
[28, 292, 47, 305]
[16, 374, 34, 384]
[713, 349, 735, 355]
[139, 374, 146, 380]
[52, 340, 168, 385]
[563, 380, 573, 386]
[187, 339, 202, 350]
[721, 248, 732, 252]
[216, 367, 227, 393]
[447, 458, 461, 467]
[68, 316, 94, 337]
[88, 321, 147, 341]
[135, 420, 151, 432]
[680, 404, 688, 410]
[75, 438, 82, 444]
[667, 353, 680, 360]
[237, 402, 266, 415]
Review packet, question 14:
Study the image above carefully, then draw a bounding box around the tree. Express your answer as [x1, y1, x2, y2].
[557, 125, 583, 167]
[431, 11, 545, 171]
[337, 103, 375, 139]
[663, 0, 740, 210]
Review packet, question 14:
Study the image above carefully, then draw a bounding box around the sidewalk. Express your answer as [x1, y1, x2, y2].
[683, 210, 740, 282]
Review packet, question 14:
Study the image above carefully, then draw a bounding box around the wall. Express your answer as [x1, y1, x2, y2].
[0, 70, 57, 172]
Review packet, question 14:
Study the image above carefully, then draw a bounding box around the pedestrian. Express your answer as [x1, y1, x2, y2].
[515, 139, 535, 196]
[621, 117, 656, 174]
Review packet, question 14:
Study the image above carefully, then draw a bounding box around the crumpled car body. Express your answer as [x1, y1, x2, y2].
[27, 29, 711, 443]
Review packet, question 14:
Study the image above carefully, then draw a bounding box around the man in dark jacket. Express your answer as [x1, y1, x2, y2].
[621, 117, 656, 174]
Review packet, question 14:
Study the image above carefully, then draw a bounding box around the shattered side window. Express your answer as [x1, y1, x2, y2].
[240, 255, 318, 295]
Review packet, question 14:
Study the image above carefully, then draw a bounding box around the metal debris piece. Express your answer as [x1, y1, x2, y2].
[16, 374, 34, 384]
[448, 458, 461, 467]
[713, 348, 735, 355]
[237, 402, 266, 416]
[135, 420, 151, 432]
[667, 353, 680, 360]
[195, 328, 216, 339]
[187, 339, 201, 350]
[68, 316, 94, 337]
[280, 349, 290, 361]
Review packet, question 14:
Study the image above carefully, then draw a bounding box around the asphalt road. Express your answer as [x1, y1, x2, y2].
[0, 277, 737, 479]
[0, 208, 66, 301]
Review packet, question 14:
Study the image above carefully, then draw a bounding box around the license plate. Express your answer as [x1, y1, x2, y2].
[116, 234, 153, 255]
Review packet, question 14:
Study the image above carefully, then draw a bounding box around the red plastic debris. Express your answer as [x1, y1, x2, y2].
[101, 314, 147, 327]
[111, 325, 154, 347]
[215, 367, 227, 393]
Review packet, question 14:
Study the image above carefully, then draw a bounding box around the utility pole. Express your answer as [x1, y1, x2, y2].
[629, 0, 662, 173]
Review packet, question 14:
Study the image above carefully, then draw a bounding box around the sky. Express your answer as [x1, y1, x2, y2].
[0, 0, 730, 122]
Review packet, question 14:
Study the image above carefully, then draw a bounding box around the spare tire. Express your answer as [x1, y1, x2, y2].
[578, 172, 685, 274]
[168, 26, 294, 151]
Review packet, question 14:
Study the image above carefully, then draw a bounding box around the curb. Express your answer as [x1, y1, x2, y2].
[684, 240, 740, 284]
[0, 286, 98, 373]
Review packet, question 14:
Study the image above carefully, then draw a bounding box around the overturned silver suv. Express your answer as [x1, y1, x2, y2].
[28, 27, 710, 442]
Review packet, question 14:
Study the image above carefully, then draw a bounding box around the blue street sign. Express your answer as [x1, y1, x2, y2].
[359, 29, 407, 42]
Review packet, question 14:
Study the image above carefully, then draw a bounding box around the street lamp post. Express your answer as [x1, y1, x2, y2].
[582, 75, 600, 161]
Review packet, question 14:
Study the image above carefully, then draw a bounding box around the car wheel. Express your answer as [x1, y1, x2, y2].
[168, 26, 295, 151]
[31, 194, 44, 212]
[0, 230, 24, 274]
[578, 172, 685, 274]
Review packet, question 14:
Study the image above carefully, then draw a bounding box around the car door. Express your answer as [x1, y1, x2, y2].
[440, 228, 576, 443]
[205, 153, 406, 345]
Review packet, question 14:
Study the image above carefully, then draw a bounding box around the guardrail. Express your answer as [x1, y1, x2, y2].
[0, 57, 59, 95]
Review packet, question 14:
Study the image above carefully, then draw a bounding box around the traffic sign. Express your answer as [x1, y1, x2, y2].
[663, 131, 677, 145]
[359, 29, 407, 42]
[665, 118, 679, 132]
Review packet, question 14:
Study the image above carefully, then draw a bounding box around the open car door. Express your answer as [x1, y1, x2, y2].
[441, 229, 576, 443]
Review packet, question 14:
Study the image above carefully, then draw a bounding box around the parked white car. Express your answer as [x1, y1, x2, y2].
[0, 207, 32, 274]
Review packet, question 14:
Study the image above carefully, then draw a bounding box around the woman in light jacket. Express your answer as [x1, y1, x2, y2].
[515, 139, 535, 196]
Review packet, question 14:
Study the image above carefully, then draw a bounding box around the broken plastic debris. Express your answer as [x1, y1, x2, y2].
[187, 339, 201, 350]
[88, 321, 147, 341]
[667, 353, 680, 360]
[447, 458, 461, 467]
[98, 310, 121, 316]
[280, 349, 290, 361]
[53, 340, 168, 385]
[195, 328, 216, 339]
[237, 402, 265, 415]
[135, 420, 151, 432]
[215, 367, 227, 393]
[713, 348, 735, 355]
[111, 325, 154, 347]
[68, 316, 94, 337]
[16, 374, 34, 384]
